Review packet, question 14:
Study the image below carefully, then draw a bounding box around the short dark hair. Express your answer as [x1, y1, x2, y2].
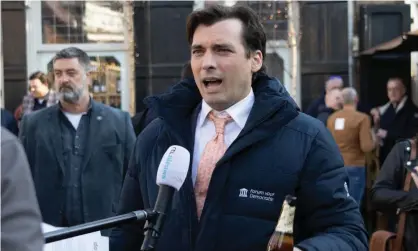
[28, 71, 48, 85]
[181, 61, 193, 80]
[53, 47, 91, 71]
[186, 4, 266, 73]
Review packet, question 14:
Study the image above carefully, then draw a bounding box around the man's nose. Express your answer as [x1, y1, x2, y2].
[202, 52, 216, 70]
[57, 75, 70, 83]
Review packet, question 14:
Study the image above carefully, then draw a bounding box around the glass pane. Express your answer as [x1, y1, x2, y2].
[41, 1, 125, 44]
[247, 1, 288, 40]
[89, 56, 122, 109]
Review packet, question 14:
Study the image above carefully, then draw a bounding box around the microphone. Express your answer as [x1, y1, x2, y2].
[141, 145, 190, 251]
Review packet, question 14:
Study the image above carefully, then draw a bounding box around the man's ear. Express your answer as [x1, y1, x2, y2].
[251, 50, 263, 73]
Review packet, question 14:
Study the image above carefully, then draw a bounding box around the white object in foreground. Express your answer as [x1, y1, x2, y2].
[42, 223, 109, 251]
[156, 145, 190, 190]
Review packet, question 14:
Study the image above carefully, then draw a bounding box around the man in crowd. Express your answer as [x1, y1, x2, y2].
[328, 87, 376, 205]
[1, 128, 44, 251]
[22, 71, 58, 116]
[370, 77, 418, 165]
[371, 134, 418, 251]
[306, 76, 343, 118]
[111, 4, 367, 251]
[19, 47, 136, 230]
[316, 88, 343, 125]
[1, 108, 19, 136]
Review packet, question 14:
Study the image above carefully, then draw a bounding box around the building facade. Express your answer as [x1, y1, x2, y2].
[25, 1, 134, 113]
[2, 1, 415, 115]
[1, 1, 27, 112]
[2, 0, 294, 113]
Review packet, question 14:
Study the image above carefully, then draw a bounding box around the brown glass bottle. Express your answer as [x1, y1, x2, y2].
[267, 195, 297, 251]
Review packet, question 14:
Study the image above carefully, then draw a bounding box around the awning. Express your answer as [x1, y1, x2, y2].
[359, 30, 418, 56]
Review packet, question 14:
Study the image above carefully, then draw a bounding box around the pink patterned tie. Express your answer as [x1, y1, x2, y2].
[195, 111, 232, 219]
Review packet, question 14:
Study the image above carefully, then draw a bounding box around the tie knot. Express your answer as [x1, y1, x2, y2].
[208, 111, 232, 134]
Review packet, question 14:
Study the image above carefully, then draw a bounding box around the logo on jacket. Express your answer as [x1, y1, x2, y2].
[239, 188, 248, 197]
[238, 188, 275, 202]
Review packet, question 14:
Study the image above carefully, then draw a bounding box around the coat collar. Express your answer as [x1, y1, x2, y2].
[197, 89, 254, 130]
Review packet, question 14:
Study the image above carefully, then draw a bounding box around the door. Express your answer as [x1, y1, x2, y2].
[359, 4, 411, 52]
[133, 1, 194, 112]
[1, 1, 27, 112]
[300, 1, 348, 111]
[39, 51, 129, 111]
[358, 4, 411, 108]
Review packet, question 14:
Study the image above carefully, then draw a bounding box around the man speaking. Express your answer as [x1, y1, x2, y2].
[111, 4, 368, 251]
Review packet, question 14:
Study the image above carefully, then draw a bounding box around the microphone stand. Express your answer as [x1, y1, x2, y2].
[140, 221, 158, 251]
[44, 209, 156, 243]
[141, 189, 174, 251]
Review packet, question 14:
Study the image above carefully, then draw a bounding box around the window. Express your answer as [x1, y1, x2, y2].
[89, 56, 122, 109]
[247, 1, 288, 40]
[41, 1, 124, 44]
[202, 1, 289, 41]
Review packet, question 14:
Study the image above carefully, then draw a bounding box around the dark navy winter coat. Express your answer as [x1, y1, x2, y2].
[110, 73, 368, 251]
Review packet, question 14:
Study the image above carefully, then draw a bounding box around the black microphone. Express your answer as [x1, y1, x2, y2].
[44, 209, 155, 243]
[141, 145, 191, 251]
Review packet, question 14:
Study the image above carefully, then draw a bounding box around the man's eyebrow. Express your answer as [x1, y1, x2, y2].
[191, 43, 234, 50]
[213, 43, 234, 49]
[54, 68, 76, 72]
[191, 44, 203, 50]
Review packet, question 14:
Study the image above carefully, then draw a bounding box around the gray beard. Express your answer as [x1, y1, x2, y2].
[59, 88, 84, 104]
[58, 82, 86, 104]
[61, 92, 80, 104]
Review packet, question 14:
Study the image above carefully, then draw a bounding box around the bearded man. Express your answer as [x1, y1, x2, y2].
[19, 47, 136, 230]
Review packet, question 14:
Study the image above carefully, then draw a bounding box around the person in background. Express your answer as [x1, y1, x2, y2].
[19, 47, 136, 231]
[327, 87, 376, 205]
[111, 4, 368, 251]
[14, 104, 23, 124]
[370, 77, 418, 166]
[1, 108, 19, 136]
[316, 88, 343, 125]
[306, 76, 343, 118]
[371, 135, 418, 251]
[22, 71, 58, 116]
[1, 128, 44, 251]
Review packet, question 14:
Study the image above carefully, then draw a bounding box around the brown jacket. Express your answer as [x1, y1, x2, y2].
[327, 106, 375, 166]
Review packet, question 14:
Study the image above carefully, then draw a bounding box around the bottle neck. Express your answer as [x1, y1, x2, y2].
[275, 201, 296, 234]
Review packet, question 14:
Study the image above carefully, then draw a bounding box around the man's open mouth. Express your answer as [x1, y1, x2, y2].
[203, 77, 222, 87]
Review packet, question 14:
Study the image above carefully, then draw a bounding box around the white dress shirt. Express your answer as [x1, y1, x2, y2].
[192, 89, 255, 185]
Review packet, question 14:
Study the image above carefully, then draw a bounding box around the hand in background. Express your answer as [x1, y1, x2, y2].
[370, 108, 380, 126]
[376, 129, 387, 139]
